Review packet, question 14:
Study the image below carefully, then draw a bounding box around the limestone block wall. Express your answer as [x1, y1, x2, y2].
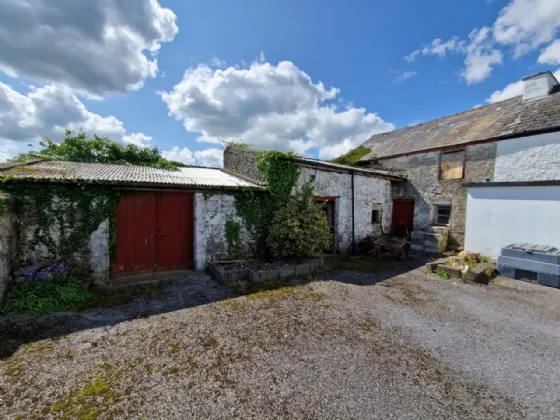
[373, 142, 496, 248]
[296, 167, 393, 253]
[194, 192, 253, 270]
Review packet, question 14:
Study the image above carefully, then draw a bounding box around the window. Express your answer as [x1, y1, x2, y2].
[435, 205, 451, 225]
[439, 150, 465, 180]
[371, 204, 382, 224]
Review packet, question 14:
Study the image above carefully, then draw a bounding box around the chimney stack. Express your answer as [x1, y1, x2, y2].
[522, 71, 559, 101]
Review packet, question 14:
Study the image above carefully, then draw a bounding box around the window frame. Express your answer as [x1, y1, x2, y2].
[434, 204, 452, 226]
[439, 149, 466, 181]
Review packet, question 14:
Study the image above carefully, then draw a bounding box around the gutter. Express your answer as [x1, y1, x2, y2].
[360, 123, 560, 163]
[466, 180, 560, 188]
[351, 171, 355, 253]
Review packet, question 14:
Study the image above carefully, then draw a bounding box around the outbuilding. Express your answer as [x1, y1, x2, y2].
[0, 160, 263, 295]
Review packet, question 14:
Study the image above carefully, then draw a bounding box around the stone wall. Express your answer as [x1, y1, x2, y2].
[494, 131, 560, 181]
[88, 220, 110, 285]
[0, 200, 111, 297]
[223, 145, 261, 182]
[194, 192, 253, 270]
[297, 167, 393, 253]
[372, 142, 496, 248]
[0, 210, 15, 300]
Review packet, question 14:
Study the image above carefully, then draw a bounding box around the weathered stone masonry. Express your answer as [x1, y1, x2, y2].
[193, 192, 253, 270]
[369, 142, 497, 248]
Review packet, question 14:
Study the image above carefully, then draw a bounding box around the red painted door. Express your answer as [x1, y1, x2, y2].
[112, 193, 157, 277]
[392, 199, 415, 237]
[111, 192, 194, 277]
[156, 192, 193, 271]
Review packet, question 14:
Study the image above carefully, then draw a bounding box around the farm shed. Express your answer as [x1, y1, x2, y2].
[0, 160, 263, 296]
[224, 146, 406, 253]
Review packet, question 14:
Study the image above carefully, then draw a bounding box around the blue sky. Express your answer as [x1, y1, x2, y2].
[1, 0, 559, 166]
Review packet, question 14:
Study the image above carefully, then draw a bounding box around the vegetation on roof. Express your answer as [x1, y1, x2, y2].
[330, 146, 371, 167]
[11, 130, 187, 170]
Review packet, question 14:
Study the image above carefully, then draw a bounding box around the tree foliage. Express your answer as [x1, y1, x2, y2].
[11, 130, 186, 170]
[267, 180, 332, 259]
[330, 145, 371, 167]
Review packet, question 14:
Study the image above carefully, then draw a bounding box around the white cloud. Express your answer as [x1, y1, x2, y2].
[162, 146, 224, 167]
[122, 133, 153, 146]
[0, 82, 151, 159]
[405, 0, 560, 84]
[0, 0, 178, 98]
[161, 59, 394, 159]
[485, 79, 524, 103]
[393, 71, 417, 84]
[493, 0, 560, 56]
[462, 28, 503, 84]
[538, 39, 560, 65]
[485, 68, 560, 103]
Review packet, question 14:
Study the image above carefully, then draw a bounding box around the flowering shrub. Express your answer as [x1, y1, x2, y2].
[1, 264, 93, 315]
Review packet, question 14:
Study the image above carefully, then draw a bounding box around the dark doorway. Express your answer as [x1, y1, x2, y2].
[391, 199, 414, 237]
[111, 192, 194, 277]
[314, 196, 337, 252]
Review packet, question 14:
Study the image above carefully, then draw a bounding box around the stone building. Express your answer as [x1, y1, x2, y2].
[358, 71, 560, 257]
[223, 146, 405, 254]
[0, 161, 263, 297]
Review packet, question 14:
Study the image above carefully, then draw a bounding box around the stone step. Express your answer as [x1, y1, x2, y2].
[425, 226, 449, 235]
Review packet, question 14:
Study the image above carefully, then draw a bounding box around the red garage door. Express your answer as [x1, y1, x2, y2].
[111, 192, 194, 277]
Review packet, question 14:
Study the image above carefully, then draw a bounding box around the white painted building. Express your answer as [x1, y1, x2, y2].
[465, 71, 560, 258]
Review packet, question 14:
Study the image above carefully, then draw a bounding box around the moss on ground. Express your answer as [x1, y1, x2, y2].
[324, 256, 380, 273]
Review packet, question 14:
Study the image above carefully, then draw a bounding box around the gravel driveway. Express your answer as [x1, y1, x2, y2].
[1, 261, 559, 419]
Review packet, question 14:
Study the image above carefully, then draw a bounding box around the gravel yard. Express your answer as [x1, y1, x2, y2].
[1, 259, 559, 419]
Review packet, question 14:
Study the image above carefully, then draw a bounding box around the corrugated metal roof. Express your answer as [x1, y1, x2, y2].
[0, 161, 264, 189]
[286, 156, 405, 180]
[360, 87, 560, 161]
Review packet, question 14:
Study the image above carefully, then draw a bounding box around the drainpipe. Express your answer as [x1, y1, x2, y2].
[351, 170, 355, 253]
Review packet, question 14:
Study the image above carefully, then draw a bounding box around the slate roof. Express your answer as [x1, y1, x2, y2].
[0, 161, 264, 189]
[285, 156, 405, 180]
[360, 89, 560, 161]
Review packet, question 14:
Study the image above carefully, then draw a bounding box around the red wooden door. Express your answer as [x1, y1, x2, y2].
[156, 192, 193, 271]
[112, 193, 157, 277]
[392, 199, 415, 237]
[111, 192, 194, 277]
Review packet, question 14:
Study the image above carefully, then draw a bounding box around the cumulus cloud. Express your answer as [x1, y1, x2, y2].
[0, 82, 152, 156]
[405, 0, 560, 84]
[160, 60, 394, 159]
[162, 146, 224, 167]
[485, 68, 560, 103]
[538, 39, 560, 65]
[493, 0, 560, 56]
[0, 0, 178, 98]
[462, 27, 504, 85]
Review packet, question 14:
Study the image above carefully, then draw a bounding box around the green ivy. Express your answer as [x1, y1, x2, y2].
[267, 180, 332, 258]
[233, 150, 301, 257]
[330, 145, 371, 167]
[225, 218, 242, 259]
[0, 178, 120, 266]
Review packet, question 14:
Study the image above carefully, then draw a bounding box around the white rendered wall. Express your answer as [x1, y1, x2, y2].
[494, 132, 560, 182]
[465, 185, 560, 258]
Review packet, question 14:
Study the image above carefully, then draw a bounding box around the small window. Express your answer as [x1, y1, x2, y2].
[371, 203, 382, 224]
[439, 150, 465, 180]
[435, 205, 451, 225]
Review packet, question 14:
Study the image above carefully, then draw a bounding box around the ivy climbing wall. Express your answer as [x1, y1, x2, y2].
[296, 168, 392, 252]
[0, 210, 15, 299]
[193, 192, 253, 270]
